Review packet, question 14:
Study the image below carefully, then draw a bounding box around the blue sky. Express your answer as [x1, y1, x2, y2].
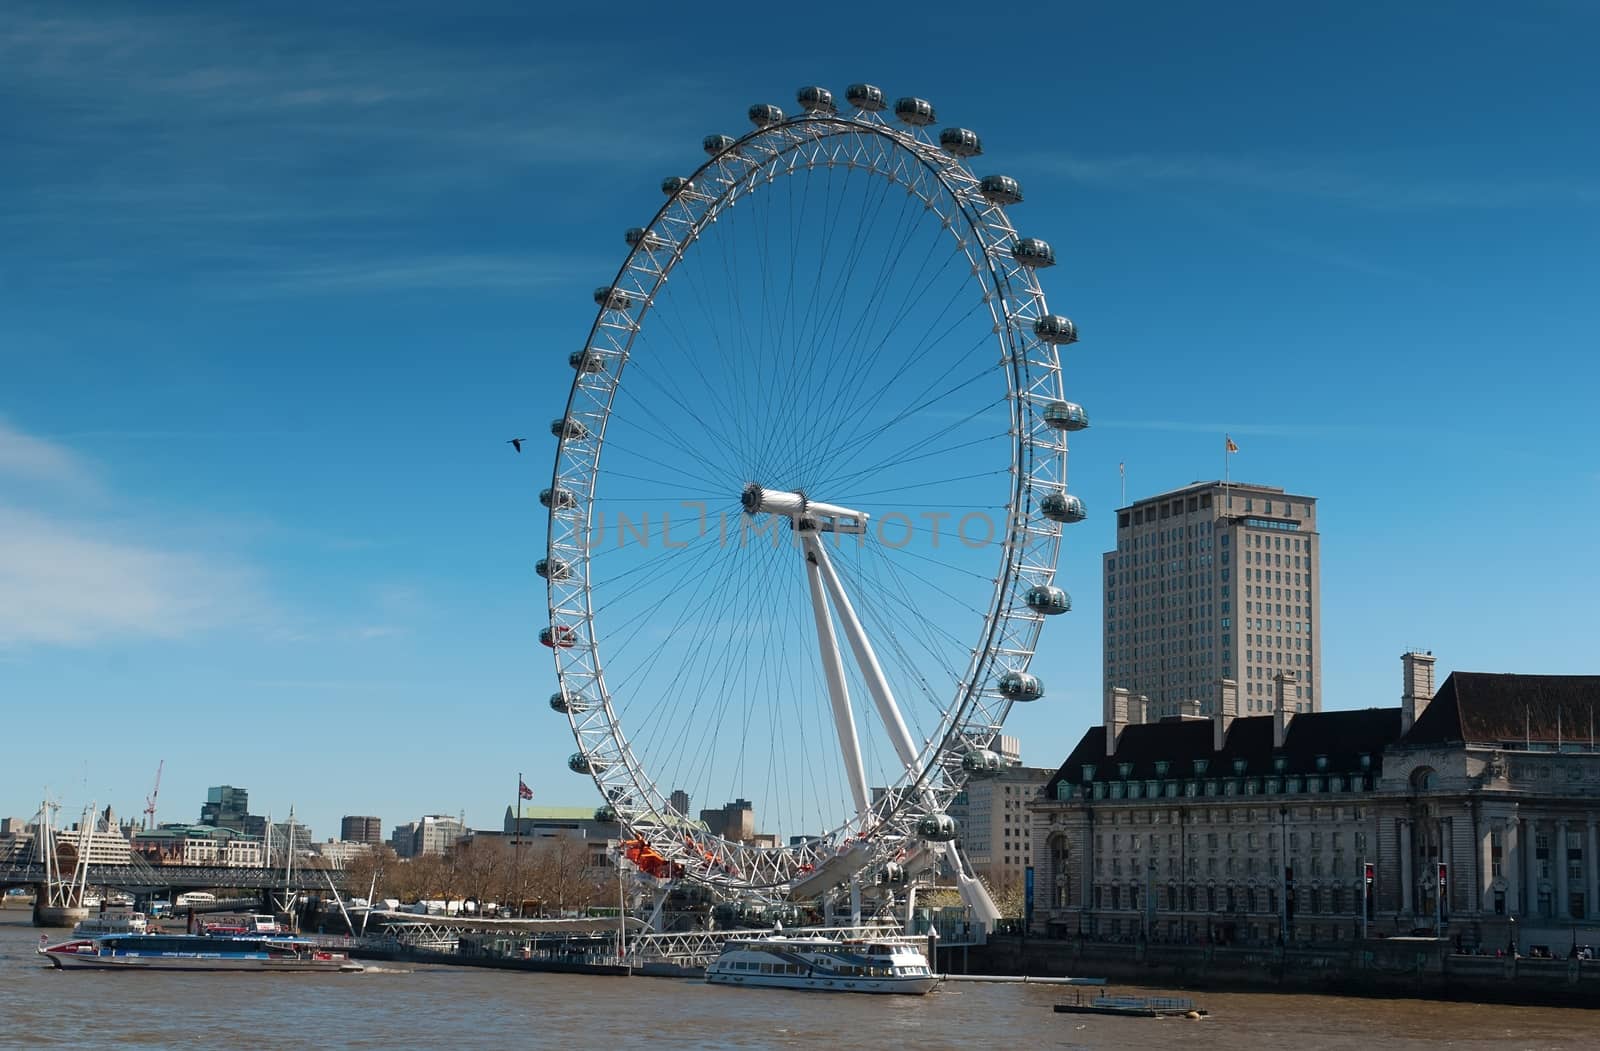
[3, 1, 1597, 840]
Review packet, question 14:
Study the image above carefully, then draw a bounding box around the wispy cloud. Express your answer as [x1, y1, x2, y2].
[0, 507, 265, 646]
[0, 6, 707, 290]
[0, 420, 269, 647]
[243, 254, 588, 296]
[0, 417, 99, 495]
[1096, 417, 1460, 442]
[1027, 152, 1600, 211]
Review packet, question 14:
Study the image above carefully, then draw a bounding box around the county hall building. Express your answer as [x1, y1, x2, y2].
[1028, 653, 1600, 953]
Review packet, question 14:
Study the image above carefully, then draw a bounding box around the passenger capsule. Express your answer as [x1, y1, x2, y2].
[796, 86, 836, 114]
[893, 97, 936, 127]
[748, 103, 784, 128]
[569, 349, 604, 373]
[567, 752, 596, 774]
[1011, 238, 1056, 268]
[550, 691, 591, 714]
[625, 227, 670, 251]
[978, 174, 1023, 206]
[962, 748, 1004, 778]
[845, 83, 886, 112]
[878, 862, 907, 885]
[703, 133, 738, 156]
[1024, 584, 1071, 616]
[540, 487, 577, 510]
[535, 557, 570, 581]
[915, 813, 958, 842]
[551, 417, 589, 440]
[1033, 314, 1079, 345]
[997, 670, 1045, 701]
[661, 176, 694, 196]
[540, 625, 578, 648]
[938, 127, 982, 158]
[1040, 491, 1087, 524]
[594, 286, 633, 310]
[594, 804, 618, 823]
[1042, 400, 1090, 431]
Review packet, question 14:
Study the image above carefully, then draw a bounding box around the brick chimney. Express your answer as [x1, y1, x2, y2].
[1214, 678, 1239, 752]
[1273, 671, 1299, 749]
[1401, 650, 1436, 735]
[1105, 687, 1130, 757]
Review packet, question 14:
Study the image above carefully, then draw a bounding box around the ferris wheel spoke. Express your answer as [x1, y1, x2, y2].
[834, 469, 1009, 503]
[800, 194, 959, 446]
[822, 427, 1011, 497]
[808, 346, 997, 492]
[617, 365, 753, 483]
[786, 193, 929, 479]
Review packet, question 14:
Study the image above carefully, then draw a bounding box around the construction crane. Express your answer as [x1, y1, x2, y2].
[143, 759, 164, 831]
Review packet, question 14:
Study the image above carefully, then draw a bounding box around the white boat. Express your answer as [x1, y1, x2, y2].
[706, 935, 939, 995]
[72, 908, 148, 938]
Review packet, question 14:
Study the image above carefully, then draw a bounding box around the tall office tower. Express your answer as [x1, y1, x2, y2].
[340, 815, 383, 846]
[668, 789, 690, 817]
[1103, 481, 1321, 719]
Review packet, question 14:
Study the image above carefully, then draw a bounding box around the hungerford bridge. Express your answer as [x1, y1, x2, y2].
[0, 857, 349, 895]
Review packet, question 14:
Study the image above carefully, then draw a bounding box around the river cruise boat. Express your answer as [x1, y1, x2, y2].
[37, 933, 363, 972]
[72, 908, 148, 938]
[706, 935, 939, 995]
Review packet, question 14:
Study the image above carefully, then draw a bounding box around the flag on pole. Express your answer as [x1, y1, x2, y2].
[518, 778, 534, 800]
[1225, 435, 1239, 454]
[1119, 462, 1125, 477]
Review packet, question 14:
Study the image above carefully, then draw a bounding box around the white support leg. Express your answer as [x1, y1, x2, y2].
[803, 537, 870, 821]
[805, 534, 920, 773]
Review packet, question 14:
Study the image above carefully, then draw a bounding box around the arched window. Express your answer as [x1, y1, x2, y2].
[1410, 766, 1438, 792]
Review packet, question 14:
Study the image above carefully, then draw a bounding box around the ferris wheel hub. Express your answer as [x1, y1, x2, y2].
[741, 485, 868, 534]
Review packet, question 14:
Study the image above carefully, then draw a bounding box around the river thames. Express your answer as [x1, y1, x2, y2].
[1, 913, 1592, 1049]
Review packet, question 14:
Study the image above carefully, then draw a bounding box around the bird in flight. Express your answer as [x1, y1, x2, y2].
[507, 438, 525, 453]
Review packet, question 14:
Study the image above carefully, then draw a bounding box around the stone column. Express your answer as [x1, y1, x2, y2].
[1399, 818, 1414, 915]
[1479, 822, 1495, 913]
[1587, 815, 1599, 921]
[1506, 818, 1521, 916]
[1556, 818, 1571, 919]
[1525, 818, 1541, 918]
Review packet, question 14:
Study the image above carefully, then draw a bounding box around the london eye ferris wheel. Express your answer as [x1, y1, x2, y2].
[539, 82, 1088, 911]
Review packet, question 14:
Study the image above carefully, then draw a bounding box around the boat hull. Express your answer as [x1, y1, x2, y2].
[706, 971, 939, 995]
[43, 951, 360, 972]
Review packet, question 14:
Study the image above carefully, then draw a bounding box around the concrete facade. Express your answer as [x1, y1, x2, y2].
[340, 815, 383, 846]
[951, 764, 1053, 891]
[1105, 481, 1321, 718]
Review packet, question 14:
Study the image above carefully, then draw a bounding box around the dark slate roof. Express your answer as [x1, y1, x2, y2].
[1042, 709, 1402, 798]
[1404, 672, 1600, 747]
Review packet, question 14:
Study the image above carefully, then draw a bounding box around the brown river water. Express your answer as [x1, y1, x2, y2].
[1, 911, 1592, 1050]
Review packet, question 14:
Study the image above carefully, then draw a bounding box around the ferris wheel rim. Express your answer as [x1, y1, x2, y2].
[543, 95, 1072, 894]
